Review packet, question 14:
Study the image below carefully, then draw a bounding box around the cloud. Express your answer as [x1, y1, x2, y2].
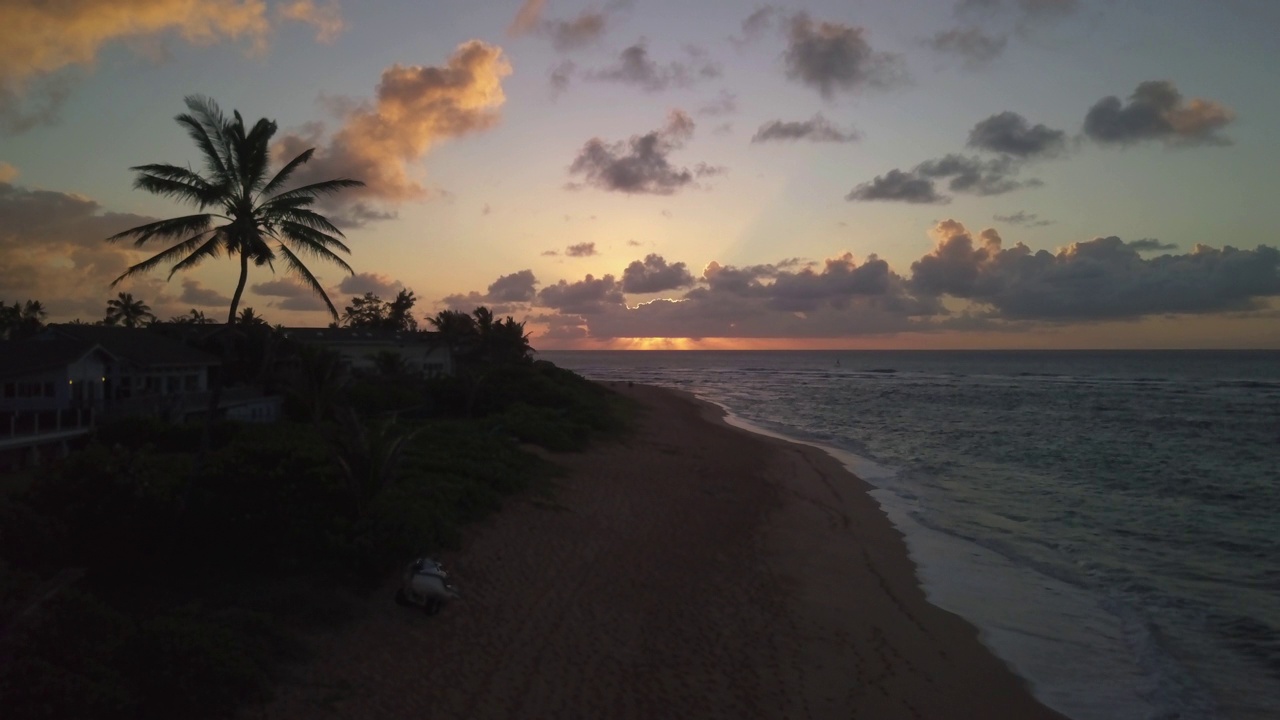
[0, 162, 16, 183]
[0, 0, 272, 132]
[698, 90, 738, 117]
[337, 272, 402, 296]
[568, 110, 713, 195]
[566, 242, 598, 257]
[508, 0, 546, 37]
[955, 0, 1080, 27]
[734, 6, 783, 46]
[751, 114, 859, 143]
[909, 220, 1280, 320]
[0, 181, 159, 319]
[847, 169, 948, 204]
[179, 279, 232, 306]
[968, 111, 1065, 157]
[548, 11, 607, 51]
[277, 0, 345, 42]
[621, 254, 695, 293]
[1083, 81, 1235, 147]
[440, 269, 538, 313]
[783, 12, 906, 98]
[926, 27, 1007, 68]
[487, 270, 538, 302]
[587, 41, 720, 92]
[1127, 238, 1178, 252]
[537, 274, 625, 315]
[278, 41, 511, 205]
[251, 278, 329, 312]
[994, 211, 1053, 227]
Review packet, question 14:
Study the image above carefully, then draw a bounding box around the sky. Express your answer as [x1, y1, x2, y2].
[1, 0, 1278, 349]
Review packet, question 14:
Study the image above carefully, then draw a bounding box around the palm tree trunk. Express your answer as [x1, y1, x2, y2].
[227, 251, 250, 324]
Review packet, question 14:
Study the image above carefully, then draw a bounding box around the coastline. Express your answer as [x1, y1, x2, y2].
[250, 382, 1067, 719]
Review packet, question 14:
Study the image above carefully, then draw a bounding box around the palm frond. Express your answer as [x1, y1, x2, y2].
[273, 207, 348, 239]
[277, 244, 341, 320]
[177, 95, 232, 181]
[166, 233, 228, 278]
[107, 215, 214, 246]
[111, 229, 220, 285]
[277, 219, 353, 257]
[266, 178, 364, 204]
[131, 167, 223, 207]
[260, 147, 315, 197]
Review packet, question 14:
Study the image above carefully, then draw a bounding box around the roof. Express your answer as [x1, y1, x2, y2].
[44, 325, 219, 367]
[0, 338, 115, 381]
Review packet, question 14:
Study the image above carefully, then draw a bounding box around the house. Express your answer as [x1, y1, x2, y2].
[281, 327, 453, 377]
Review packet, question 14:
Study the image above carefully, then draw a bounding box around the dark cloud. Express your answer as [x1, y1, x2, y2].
[734, 6, 782, 45]
[587, 41, 720, 92]
[0, 180, 157, 319]
[621, 254, 696, 293]
[251, 278, 329, 312]
[994, 211, 1053, 227]
[851, 153, 1038, 204]
[926, 27, 1007, 69]
[967, 111, 1066, 157]
[783, 12, 906, 98]
[916, 154, 1040, 195]
[487, 269, 538, 302]
[1127, 238, 1178, 252]
[846, 169, 947, 204]
[549, 11, 607, 51]
[537, 274, 625, 315]
[566, 242, 598, 257]
[752, 114, 858, 143]
[337, 272, 401, 296]
[568, 110, 712, 195]
[179, 279, 231, 306]
[955, 0, 1079, 26]
[909, 220, 1280, 320]
[549, 60, 576, 94]
[698, 90, 737, 117]
[1083, 80, 1235, 146]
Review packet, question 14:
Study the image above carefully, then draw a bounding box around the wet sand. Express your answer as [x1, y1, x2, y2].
[250, 383, 1067, 719]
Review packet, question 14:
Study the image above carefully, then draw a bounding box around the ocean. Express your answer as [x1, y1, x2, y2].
[538, 350, 1280, 720]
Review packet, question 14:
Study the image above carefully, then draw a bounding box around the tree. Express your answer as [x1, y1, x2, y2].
[0, 299, 46, 339]
[107, 95, 364, 323]
[236, 307, 268, 327]
[169, 308, 214, 324]
[104, 292, 156, 328]
[341, 289, 419, 332]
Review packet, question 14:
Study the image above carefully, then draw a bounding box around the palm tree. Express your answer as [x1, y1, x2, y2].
[107, 95, 364, 323]
[0, 300, 46, 339]
[104, 292, 155, 328]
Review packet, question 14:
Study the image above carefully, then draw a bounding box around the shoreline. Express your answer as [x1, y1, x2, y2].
[249, 382, 1067, 719]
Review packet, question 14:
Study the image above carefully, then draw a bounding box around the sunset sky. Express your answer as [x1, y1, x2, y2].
[2, 0, 1278, 349]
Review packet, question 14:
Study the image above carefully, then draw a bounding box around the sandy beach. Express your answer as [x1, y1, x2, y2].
[250, 383, 1067, 719]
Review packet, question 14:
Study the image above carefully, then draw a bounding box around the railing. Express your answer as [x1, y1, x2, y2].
[0, 408, 95, 439]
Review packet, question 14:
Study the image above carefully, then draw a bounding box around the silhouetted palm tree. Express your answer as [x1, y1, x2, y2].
[107, 95, 364, 323]
[0, 299, 46, 339]
[104, 292, 155, 328]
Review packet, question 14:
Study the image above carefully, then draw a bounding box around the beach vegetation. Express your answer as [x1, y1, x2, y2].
[0, 333, 629, 718]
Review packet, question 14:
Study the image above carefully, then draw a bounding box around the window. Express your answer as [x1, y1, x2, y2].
[184, 375, 198, 391]
[3, 383, 13, 398]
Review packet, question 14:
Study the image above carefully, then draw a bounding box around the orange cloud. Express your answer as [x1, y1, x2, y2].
[277, 0, 345, 42]
[508, 0, 547, 37]
[281, 41, 512, 204]
[0, 0, 270, 85]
